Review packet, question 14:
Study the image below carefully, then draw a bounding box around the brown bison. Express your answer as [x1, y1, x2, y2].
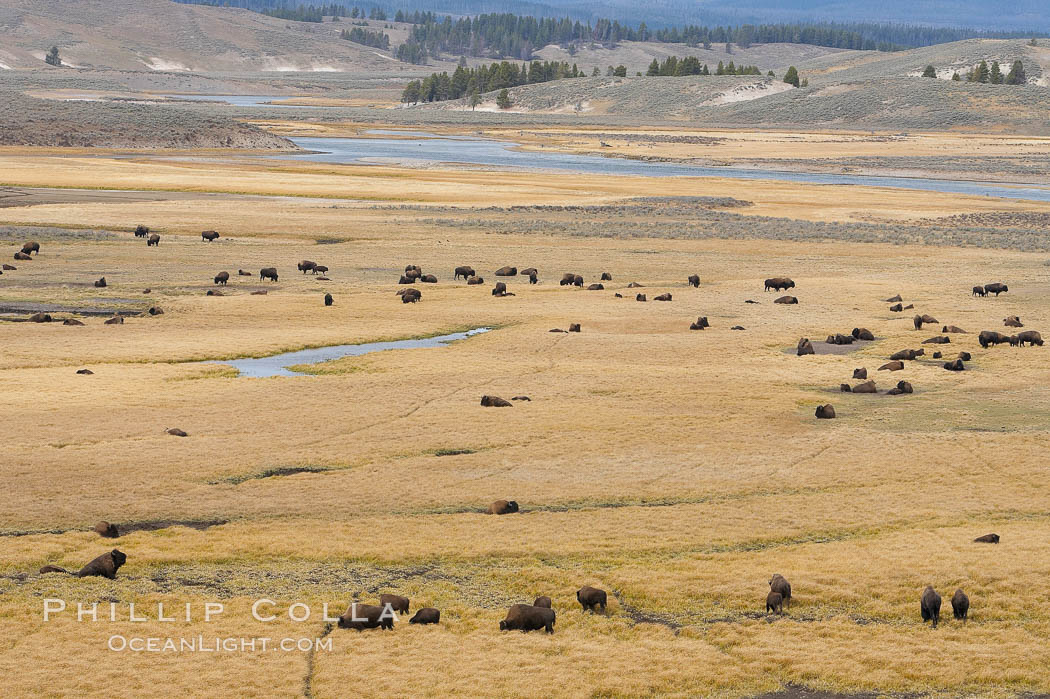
[559, 273, 576, 286]
[1004, 316, 1023, 328]
[147, 234, 160, 246]
[298, 260, 316, 274]
[454, 266, 475, 280]
[467, 276, 484, 285]
[94, 521, 119, 538]
[494, 266, 517, 276]
[951, 589, 969, 621]
[944, 358, 965, 371]
[765, 277, 795, 292]
[889, 349, 923, 361]
[826, 334, 854, 345]
[147, 307, 164, 316]
[889, 303, 903, 312]
[600, 272, 612, 281]
[774, 296, 798, 305]
[942, 325, 967, 333]
[533, 596, 552, 609]
[238, 269, 252, 276]
[64, 319, 84, 326]
[921, 586, 942, 627]
[315, 266, 328, 276]
[766, 591, 784, 614]
[404, 265, 422, 279]
[94, 277, 107, 288]
[480, 395, 512, 407]
[527, 271, 538, 284]
[76, 369, 93, 374]
[487, 499, 519, 514]
[13, 251, 31, 261]
[840, 384, 851, 392]
[520, 267, 538, 278]
[214, 271, 229, 285]
[577, 586, 607, 613]
[21, 241, 40, 255]
[654, 293, 672, 301]
[134, 225, 149, 238]
[973, 533, 999, 544]
[409, 608, 440, 624]
[324, 293, 333, 306]
[568, 323, 581, 332]
[166, 427, 187, 436]
[887, 380, 913, 395]
[379, 594, 409, 616]
[201, 230, 220, 242]
[420, 274, 438, 283]
[398, 275, 415, 284]
[338, 603, 394, 631]
[957, 351, 971, 361]
[769, 575, 792, 607]
[636, 294, 646, 302]
[1016, 330, 1043, 346]
[690, 317, 709, 331]
[932, 352, 942, 359]
[400, 288, 421, 303]
[879, 360, 905, 372]
[259, 268, 278, 282]
[2, 263, 14, 270]
[922, 336, 950, 344]
[797, 338, 815, 356]
[28, 312, 52, 323]
[39, 549, 126, 579]
[500, 604, 555, 633]
[853, 368, 867, 379]
[972, 286, 986, 297]
[884, 294, 903, 302]
[587, 283, 604, 291]
[104, 316, 124, 325]
[852, 380, 877, 393]
[688, 274, 700, 288]
[492, 282, 508, 297]
[815, 404, 836, 419]
[984, 283, 1008, 296]
[852, 328, 875, 341]
[978, 330, 1010, 348]
[627, 282, 643, 288]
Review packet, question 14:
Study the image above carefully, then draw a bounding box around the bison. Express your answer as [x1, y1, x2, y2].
[324, 293, 333, 306]
[568, 324, 581, 332]
[238, 269, 252, 276]
[889, 303, 903, 312]
[379, 594, 409, 616]
[944, 358, 965, 371]
[973, 533, 999, 544]
[972, 286, 986, 297]
[942, 325, 967, 334]
[769, 575, 792, 608]
[201, 230, 220, 242]
[94, 521, 119, 538]
[922, 336, 950, 344]
[533, 596, 552, 609]
[815, 404, 836, 419]
[28, 312, 52, 323]
[487, 499, 519, 514]
[587, 283, 604, 291]
[409, 608, 440, 624]
[577, 586, 607, 613]
[480, 395, 512, 407]
[400, 288, 421, 303]
[884, 294, 903, 302]
[1004, 316, 1023, 328]
[984, 283, 1008, 296]
[398, 275, 415, 284]
[500, 604, 555, 633]
[690, 317, 709, 331]
[921, 586, 942, 628]
[420, 274, 438, 283]
[13, 251, 31, 261]
[214, 271, 229, 285]
[766, 591, 784, 614]
[826, 334, 854, 345]
[797, 338, 815, 356]
[978, 330, 1010, 348]
[39, 549, 126, 579]
[951, 589, 969, 621]
[765, 277, 795, 292]
[94, 277, 107, 288]
[404, 265, 422, 280]
[853, 368, 867, 379]
[146, 234, 160, 246]
[636, 294, 646, 302]
[298, 260, 316, 274]
[559, 273, 576, 286]
[454, 266, 476, 280]
[260, 268, 278, 282]
[887, 380, 913, 395]
[338, 603, 394, 631]
[1016, 330, 1043, 346]
[852, 328, 875, 341]
[492, 282, 508, 297]
[852, 380, 877, 393]
[879, 360, 904, 372]
[957, 351, 972, 361]
[134, 225, 149, 238]
[21, 241, 39, 255]
[601, 272, 612, 281]
[494, 266, 517, 276]
[467, 276, 484, 285]
[688, 274, 700, 288]
[889, 349, 923, 361]
[774, 296, 798, 305]
[654, 293, 672, 301]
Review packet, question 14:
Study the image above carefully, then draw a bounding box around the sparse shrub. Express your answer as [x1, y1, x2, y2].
[44, 46, 61, 67]
[783, 66, 800, 87]
[922, 65, 936, 78]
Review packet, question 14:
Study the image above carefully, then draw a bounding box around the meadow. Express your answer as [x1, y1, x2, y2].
[1, 146, 1049, 697]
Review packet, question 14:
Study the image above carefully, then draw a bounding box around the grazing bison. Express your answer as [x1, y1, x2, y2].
[797, 338, 815, 356]
[454, 266, 476, 280]
[688, 274, 700, 288]
[978, 330, 1010, 348]
[494, 266, 517, 276]
[887, 380, 913, 395]
[492, 282, 508, 297]
[134, 225, 149, 238]
[201, 230, 220, 242]
[636, 294, 647, 302]
[774, 296, 798, 305]
[94, 277, 107, 288]
[379, 594, 409, 616]
[972, 286, 986, 297]
[577, 586, 607, 613]
[769, 575, 792, 607]
[94, 522, 119, 538]
[853, 368, 867, 379]
[560, 273, 576, 286]
[400, 288, 421, 303]
[826, 334, 854, 345]
[298, 260, 316, 274]
[533, 596, 552, 609]
[1004, 316, 1023, 328]
[764, 278, 795, 292]
[884, 294, 903, 302]
[568, 324, 581, 332]
[921, 586, 942, 628]
[974, 533, 999, 544]
[409, 608, 440, 624]
[467, 276, 484, 285]
[214, 271, 229, 285]
[852, 380, 877, 393]
[480, 395, 512, 407]
[1016, 330, 1044, 346]
[420, 274, 438, 283]
[766, 591, 784, 614]
[487, 499, 519, 514]
[587, 283, 604, 291]
[500, 604, 555, 633]
[815, 404, 836, 419]
[601, 272, 612, 281]
[922, 336, 950, 344]
[879, 360, 905, 372]
[889, 303, 903, 312]
[39, 549, 126, 579]
[147, 234, 160, 246]
[13, 251, 31, 261]
[654, 293, 672, 301]
[889, 349, 923, 361]
[104, 316, 123, 324]
[238, 269, 252, 276]
[259, 268, 278, 282]
[942, 325, 967, 334]
[690, 317, 709, 331]
[338, 603, 394, 631]
[21, 241, 40, 255]
[951, 589, 969, 621]
[28, 313, 52, 323]
[852, 328, 875, 341]
[944, 359, 965, 371]
[324, 293, 333, 306]
[984, 283, 1008, 296]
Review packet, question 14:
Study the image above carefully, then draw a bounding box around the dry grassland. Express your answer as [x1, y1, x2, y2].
[1, 150, 1049, 697]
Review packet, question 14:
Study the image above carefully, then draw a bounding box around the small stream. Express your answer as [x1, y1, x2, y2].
[215, 327, 491, 378]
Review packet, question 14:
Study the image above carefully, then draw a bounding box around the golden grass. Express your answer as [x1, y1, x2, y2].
[1, 150, 1049, 697]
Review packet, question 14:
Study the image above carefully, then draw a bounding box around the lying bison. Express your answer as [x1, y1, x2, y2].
[454, 266, 476, 280]
[889, 349, 923, 361]
[587, 283, 604, 291]
[922, 336, 950, 344]
[494, 266, 517, 276]
[797, 338, 815, 356]
[826, 334, 853, 345]
[338, 603, 394, 631]
[942, 325, 967, 334]
[884, 294, 903, 303]
[690, 317, 709, 331]
[94, 277, 107, 288]
[1004, 316, 1023, 328]
[636, 294, 646, 302]
[815, 404, 836, 419]
[467, 276, 484, 285]
[94, 521, 119, 538]
[487, 499, 519, 514]
[764, 277, 795, 292]
[889, 303, 903, 312]
[420, 274, 438, 283]
[29, 312, 52, 323]
[973, 533, 1000, 544]
[260, 268, 278, 282]
[492, 282, 510, 297]
[852, 328, 874, 341]
[238, 269, 252, 276]
[853, 368, 867, 379]
[13, 251, 31, 261]
[568, 324, 581, 332]
[879, 360, 905, 372]
[921, 586, 941, 628]
[577, 586, 607, 613]
[984, 282, 1008, 296]
[500, 604, 555, 633]
[654, 293, 672, 301]
[943, 358, 965, 371]
[774, 296, 798, 305]
[480, 395, 512, 407]
[201, 230, 220, 242]
[400, 288, 421, 303]
[404, 265, 422, 280]
[887, 380, 913, 395]
[852, 380, 877, 393]
[600, 272, 612, 281]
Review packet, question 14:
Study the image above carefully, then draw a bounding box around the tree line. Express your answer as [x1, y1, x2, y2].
[646, 56, 762, 77]
[341, 27, 390, 49]
[924, 60, 1027, 84]
[401, 59, 582, 104]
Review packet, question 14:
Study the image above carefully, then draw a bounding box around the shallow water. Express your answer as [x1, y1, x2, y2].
[215, 327, 491, 378]
[281, 134, 1050, 202]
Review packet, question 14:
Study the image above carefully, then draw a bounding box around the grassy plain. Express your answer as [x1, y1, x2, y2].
[1, 145, 1049, 698]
